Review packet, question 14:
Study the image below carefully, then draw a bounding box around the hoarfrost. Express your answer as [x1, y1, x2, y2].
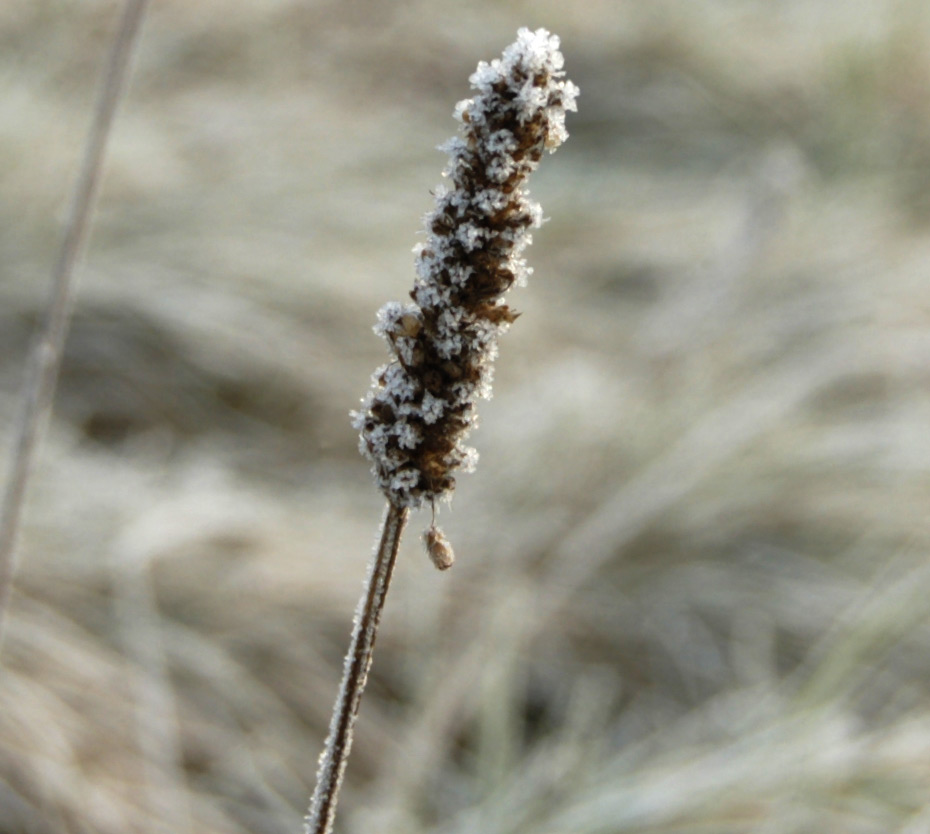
[355, 27, 576, 509]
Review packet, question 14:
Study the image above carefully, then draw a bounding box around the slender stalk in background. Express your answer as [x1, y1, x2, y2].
[0, 0, 151, 653]
[305, 28, 577, 834]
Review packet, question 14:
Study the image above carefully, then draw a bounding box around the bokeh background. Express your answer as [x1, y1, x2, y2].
[3, 1, 930, 832]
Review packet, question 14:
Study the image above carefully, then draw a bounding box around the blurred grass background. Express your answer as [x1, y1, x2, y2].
[3, 1, 930, 832]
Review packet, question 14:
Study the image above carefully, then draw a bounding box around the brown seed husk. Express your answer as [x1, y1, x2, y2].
[425, 525, 455, 571]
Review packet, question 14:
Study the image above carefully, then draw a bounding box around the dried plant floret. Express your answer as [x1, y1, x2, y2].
[425, 524, 455, 571]
[352, 27, 578, 510]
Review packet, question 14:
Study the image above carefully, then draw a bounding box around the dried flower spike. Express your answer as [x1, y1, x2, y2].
[352, 27, 578, 512]
[307, 31, 577, 834]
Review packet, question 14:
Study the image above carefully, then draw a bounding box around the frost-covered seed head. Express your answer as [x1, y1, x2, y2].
[352, 28, 577, 511]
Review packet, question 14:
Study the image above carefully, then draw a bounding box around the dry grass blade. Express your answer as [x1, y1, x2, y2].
[0, 0, 151, 652]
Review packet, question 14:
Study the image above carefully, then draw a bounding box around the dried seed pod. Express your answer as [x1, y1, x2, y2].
[399, 313, 422, 338]
[424, 525, 455, 571]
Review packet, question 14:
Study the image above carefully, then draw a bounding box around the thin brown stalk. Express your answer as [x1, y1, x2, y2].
[0, 0, 150, 651]
[304, 503, 409, 834]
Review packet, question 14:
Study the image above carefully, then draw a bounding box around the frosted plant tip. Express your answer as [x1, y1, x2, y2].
[354, 27, 577, 519]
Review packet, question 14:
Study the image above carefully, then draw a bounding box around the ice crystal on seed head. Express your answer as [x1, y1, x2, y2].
[354, 28, 577, 511]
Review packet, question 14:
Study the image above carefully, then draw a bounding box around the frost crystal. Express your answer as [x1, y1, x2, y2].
[353, 28, 578, 509]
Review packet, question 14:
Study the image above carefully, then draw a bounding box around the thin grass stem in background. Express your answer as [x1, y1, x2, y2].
[0, 0, 151, 653]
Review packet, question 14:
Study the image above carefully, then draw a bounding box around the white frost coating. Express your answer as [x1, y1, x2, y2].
[381, 363, 417, 402]
[455, 223, 486, 252]
[394, 421, 421, 450]
[355, 28, 577, 509]
[459, 445, 479, 473]
[420, 391, 446, 424]
[390, 468, 420, 493]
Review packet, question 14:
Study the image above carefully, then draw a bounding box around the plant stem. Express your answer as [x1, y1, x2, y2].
[305, 502, 409, 834]
[0, 0, 151, 655]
